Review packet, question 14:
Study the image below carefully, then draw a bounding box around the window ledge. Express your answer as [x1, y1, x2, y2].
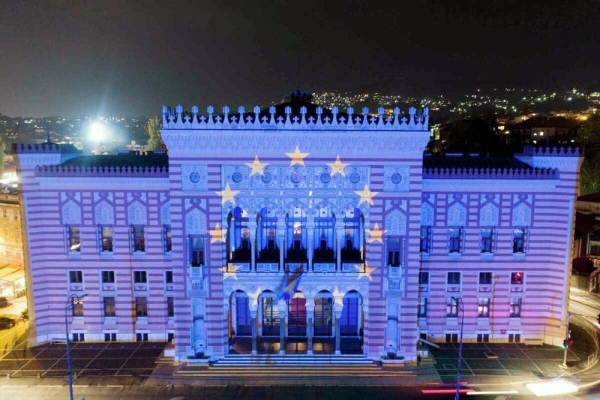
[103, 317, 117, 325]
[132, 252, 147, 259]
[448, 253, 462, 260]
[164, 252, 172, 259]
[67, 252, 81, 259]
[477, 318, 490, 326]
[446, 317, 458, 325]
[512, 253, 526, 259]
[480, 253, 494, 260]
[100, 252, 114, 258]
[420, 253, 430, 260]
[509, 317, 521, 325]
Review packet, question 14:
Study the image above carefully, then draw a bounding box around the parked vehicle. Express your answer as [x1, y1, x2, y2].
[0, 314, 18, 329]
[0, 297, 14, 308]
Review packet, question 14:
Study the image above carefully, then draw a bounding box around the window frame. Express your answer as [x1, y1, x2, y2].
[510, 297, 522, 318]
[448, 227, 463, 254]
[513, 228, 526, 254]
[100, 226, 113, 253]
[67, 226, 81, 253]
[480, 227, 494, 254]
[103, 296, 116, 317]
[131, 225, 146, 253]
[135, 296, 148, 317]
[478, 297, 490, 318]
[420, 225, 432, 254]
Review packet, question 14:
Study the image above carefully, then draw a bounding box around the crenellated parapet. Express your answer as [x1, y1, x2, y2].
[161, 104, 429, 131]
[520, 145, 581, 157]
[12, 143, 78, 154]
[35, 165, 169, 178]
[423, 166, 559, 180]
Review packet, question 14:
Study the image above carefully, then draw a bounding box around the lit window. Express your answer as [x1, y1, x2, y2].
[104, 297, 116, 317]
[478, 298, 490, 317]
[68, 226, 81, 252]
[513, 228, 526, 253]
[229, 207, 251, 262]
[72, 297, 84, 317]
[446, 297, 458, 317]
[510, 298, 522, 318]
[511, 272, 524, 285]
[418, 297, 428, 317]
[100, 226, 113, 252]
[135, 297, 148, 317]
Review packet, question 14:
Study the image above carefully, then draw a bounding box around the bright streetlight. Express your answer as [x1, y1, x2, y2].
[89, 122, 106, 155]
[65, 293, 86, 400]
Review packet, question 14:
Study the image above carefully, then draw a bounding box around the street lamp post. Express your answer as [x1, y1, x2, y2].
[561, 312, 571, 369]
[65, 294, 86, 400]
[452, 296, 465, 400]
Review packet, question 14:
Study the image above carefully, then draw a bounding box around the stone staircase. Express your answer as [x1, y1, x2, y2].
[176, 354, 416, 381]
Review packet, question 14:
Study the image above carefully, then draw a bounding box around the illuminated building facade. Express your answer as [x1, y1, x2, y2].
[14, 99, 581, 362]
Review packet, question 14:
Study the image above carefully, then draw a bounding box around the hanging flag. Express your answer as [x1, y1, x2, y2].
[277, 263, 304, 301]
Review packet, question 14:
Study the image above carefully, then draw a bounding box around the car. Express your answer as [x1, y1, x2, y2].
[0, 315, 18, 330]
[0, 297, 14, 308]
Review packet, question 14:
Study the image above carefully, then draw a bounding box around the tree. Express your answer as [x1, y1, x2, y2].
[576, 115, 600, 195]
[145, 118, 165, 151]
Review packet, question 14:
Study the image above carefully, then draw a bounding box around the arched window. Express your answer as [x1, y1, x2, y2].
[228, 207, 251, 262]
[314, 207, 336, 263]
[257, 208, 279, 262]
[285, 207, 307, 262]
[341, 207, 363, 263]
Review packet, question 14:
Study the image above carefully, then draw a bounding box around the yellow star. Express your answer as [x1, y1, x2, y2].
[245, 155, 268, 176]
[216, 184, 239, 205]
[285, 145, 309, 166]
[332, 286, 345, 307]
[356, 263, 376, 281]
[355, 184, 378, 206]
[208, 223, 226, 243]
[367, 223, 386, 244]
[327, 155, 349, 176]
[220, 264, 241, 280]
[249, 286, 262, 308]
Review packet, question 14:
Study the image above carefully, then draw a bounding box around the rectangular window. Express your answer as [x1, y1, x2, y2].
[513, 228, 526, 253]
[448, 227, 462, 253]
[478, 298, 490, 318]
[190, 237, 204, 267]
[104, 333, 117, 342]
[104, 297, 116, 317]
[387, 237, 403, 267]
[135, 297, 148, 317]
[101, 226, 113, 252]
[419, 271, 429, 292]
[446, 297, 458, 317]
[480, 228, 493, 253]
[510, 272, 524, 292]
[69, 271, 83, 283]
[477, 333, 490, 343]
[167, 297, 174, 317]
[420, 226, 432, 254]
[510, 298, 522, 318]
[72, 297, 84, 317]
[72, 333, 84, 342]
[418, 297, 428, 317]
[136, 333, 148, 342]
[163, 225, 172, 253]
[68, 226, 81, 252]
[445, 333, 458, 343]
[101, 270, 115, 283]
[132, 226, 145, 252]
[134, 270, 147, 283]
[165, 270, 173, 291]
[479, 272, 492, 285]
[447, 272, 461, 289]
[508, 333, 521, 343]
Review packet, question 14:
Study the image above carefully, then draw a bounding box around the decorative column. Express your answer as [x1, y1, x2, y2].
[249, 220, 257, 270]
[333, 292, 344, 355]
[386, 298, 399, 357]
[335, 222, 344, 272]
[192, 297, 206, 356]
[278, 299, 287, 355]
[249, 297, 258, 355]
[307, 222, 314, 271]
[278, 219, 286, 270]
[306, 298, 315, 354]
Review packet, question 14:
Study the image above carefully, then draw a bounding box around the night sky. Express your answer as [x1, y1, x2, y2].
[1, 0, 599, 118]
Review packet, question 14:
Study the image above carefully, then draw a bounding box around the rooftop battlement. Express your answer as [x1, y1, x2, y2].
[13, 143, 78, 154]
[35, 165, 169, 178]
[162, 104, 429, 131]
[520, 145, 581, 157]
